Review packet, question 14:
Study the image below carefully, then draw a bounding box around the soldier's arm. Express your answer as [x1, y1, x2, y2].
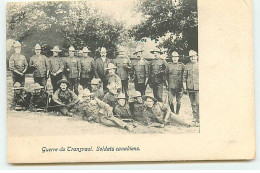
[93, 59, 99, 78]
[22, 56, 28, 74]
[56, 58, 64, 75]
[77, 58, 81, 77]
[96, 98, 113, 114]
[52, 90, 64, 105]
[145, 61, 150, 84]
[44, 57, 49, 77]
[183, 65, 188, 91]
[69, 89, 79, 104]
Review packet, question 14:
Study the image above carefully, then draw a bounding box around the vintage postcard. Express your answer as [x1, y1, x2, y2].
[6, 0, 255, 163]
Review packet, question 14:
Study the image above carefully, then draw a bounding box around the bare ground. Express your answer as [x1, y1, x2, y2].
[6, 74, 199, 136]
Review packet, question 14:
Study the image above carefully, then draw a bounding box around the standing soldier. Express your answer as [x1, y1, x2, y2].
[47, 46, 64, 93]
[114, 47, 131, 95]
[131, 47, 149, 96]
[166, 51, 185, 114]
[29, 44, 48, 87]
[64, 46, 81, 95]
[183, 50, 199, 126]
[95, 47, 114, 92]
[149, 48, 168, 102]
[9, 41, 28, 87]
[79, 47, 95, 90]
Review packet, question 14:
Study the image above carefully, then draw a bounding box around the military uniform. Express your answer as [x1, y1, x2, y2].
[95, 57, 114, 92]
[65, 56, 81, 95]
[80, 98, 131, 131]
[47, 57, 64, 92]
[166, 62, 185, 114]
[92, 89, 104, 100]
[80, 56, 96, 90]
[12, 84, 31, 111]
[114, 57, 131, 94]
[183, 62, 199, 123]
[29, 54, 48, 87]
[9, 53, 28, 86]
[102, 91, 118, 108]
[106, 73, 121, 87]
[131, 101, 146, 122]
[149, 58, 168, 102]
[131, 58, 149, 95]
[29, 89, 49, 112]
[52, 88, 79, 116]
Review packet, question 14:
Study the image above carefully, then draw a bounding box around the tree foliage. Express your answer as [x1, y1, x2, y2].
[130, 0, 198, 56]
[6, 1, 124, 59]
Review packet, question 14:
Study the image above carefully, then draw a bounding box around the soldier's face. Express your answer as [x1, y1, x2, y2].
[60, 83, 67, 91]
[53, 51, 59, 57]
[118, 51, 125, 58]
[14, 47, 21, 54]
[190, 55, 198, 63]
[91, 84, 98, 91]
[69, 51, 74, 57]
[83, 52, 88, 57]
[118, 99, 126, 106]
[101, 51, 107, 58]
[83, 95, 91, 103]
[145, 98, 154, 108]
[172, 56, 179, 63]
[108, 69, 115, 75]
[14, 89, 20, 94]
[136, 97, 143, 103]
[35, 49, 41, 55]
[153, 52, 160, 59]
[136, 52, 142, 59]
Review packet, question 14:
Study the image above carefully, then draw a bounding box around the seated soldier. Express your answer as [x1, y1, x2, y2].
[142, 93, 191, 128]
[12, 82, 31, 111]
[113, 93, 133, 122]
[52, 79, 79, 116]
[79, 89, 133, 132]
[91, 78, 104, 100]
[105, 63, 122, 91]
[29, 83, 49, 112]
[129, 91, 147, 123]
[102, 82, 119, 108]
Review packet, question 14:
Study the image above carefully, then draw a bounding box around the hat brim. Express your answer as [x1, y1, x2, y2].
[13, 87, 24, 90]
[150, 51, 163, 54]
[57, 80, 69, 86]
[133, 50, 144, 55]
[82, 51, 91, 53]
[51, 49, 62, 52]
[105, 67, 117, 70]
[82, 93, 94, 97]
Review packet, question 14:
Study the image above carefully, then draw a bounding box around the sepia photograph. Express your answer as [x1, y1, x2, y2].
[6, 0, 199, 136]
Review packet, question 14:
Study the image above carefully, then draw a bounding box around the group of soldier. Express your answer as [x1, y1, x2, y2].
[9, 40, 199, 132]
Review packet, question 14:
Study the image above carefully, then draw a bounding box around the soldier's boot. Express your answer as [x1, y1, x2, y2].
[170, 103, 175, 114]
[176, 104, 181, 114]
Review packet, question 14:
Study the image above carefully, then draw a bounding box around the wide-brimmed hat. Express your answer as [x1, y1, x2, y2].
[150, 47, 163, 54]
[143, 93, 157, 102]
[33, 83, 44, 90]
[133, 91, 142, 98]
[171, 51, 179, 57]
[100, 47, 107, 52]
[133, 47, 144, 55]
[13, 41, 22, 48]
[13, 82, 23, 90]
[82, 89, 94, 97]
[117, 93, 126, 100]
[57, 79, 69, 86]
[90, 78, 100, 85]
[82, 47, 91, 53]
[69, 46, 75, 52]
[117, 46, 126, 53]
[51, 46, 62, 52]
[189, 50, 198, 57]
[105, 63, 117, 70]
[34, 44, 41, 50]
